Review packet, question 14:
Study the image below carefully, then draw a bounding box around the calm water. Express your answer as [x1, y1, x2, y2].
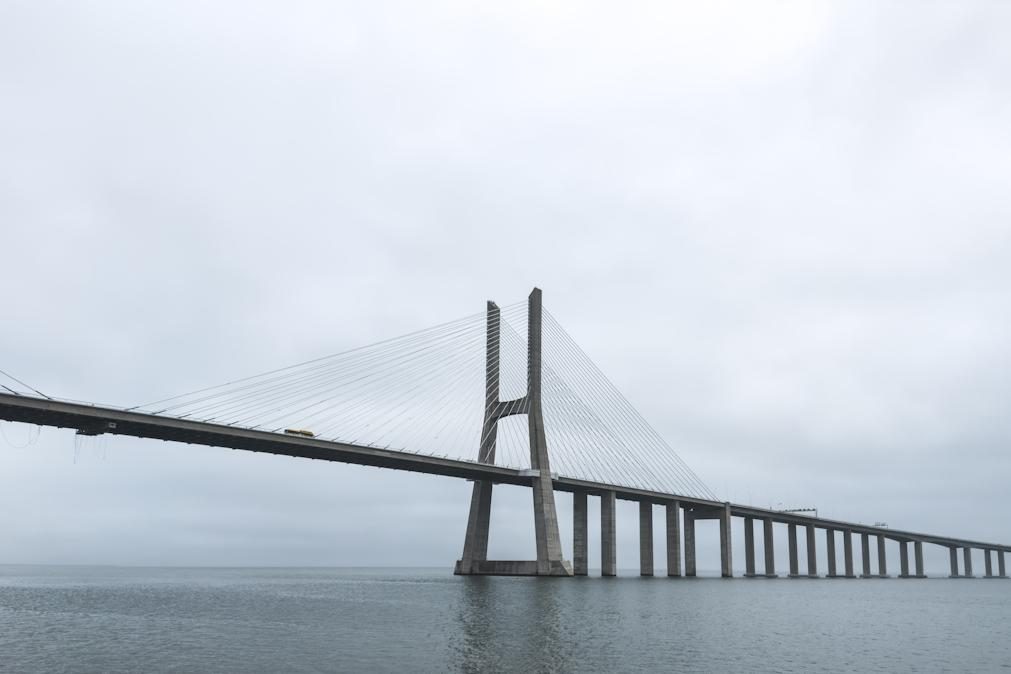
[1, 566, 1009, 673]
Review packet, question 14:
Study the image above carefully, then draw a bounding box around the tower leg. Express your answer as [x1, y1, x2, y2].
[455, 480, 492, 574]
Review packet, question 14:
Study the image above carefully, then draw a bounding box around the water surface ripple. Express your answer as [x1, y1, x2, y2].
[1, 566, 1008, 673]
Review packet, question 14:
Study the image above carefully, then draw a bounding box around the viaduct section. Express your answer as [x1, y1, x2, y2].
[0, 288, 1007, 578]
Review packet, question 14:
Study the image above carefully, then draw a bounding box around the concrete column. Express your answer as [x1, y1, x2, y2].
[877, 535, 888, 577]
[963, 547, 974, 578]
[1000, 550, 1007, 578]
[914, 541, 925, 578]
[949, 546, 959, 578]
[601, 491, 616, 577]
[526, 289, 569, 575]
[639, 501, 653, 577]
[573, 492, 588, 576]
[685, 512, 697, 577]
[456, 304, 501, 575]
[861, 533, 872, 577]
[826, 529, 838, 577]
[744, 517, 756, 577]
[719, 503, 733, 578]
[763, 519, 776, 577]
[666, 502, 681, 577]
[788, 524, 800, 577]
[899, 542, 910, 578]
[984, 549, 993, 578]
[844, 530, 855, 578]
[806, 525, 818, 577]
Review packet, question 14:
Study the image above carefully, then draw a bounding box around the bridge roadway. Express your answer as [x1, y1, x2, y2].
[1, 392, 1008, 569]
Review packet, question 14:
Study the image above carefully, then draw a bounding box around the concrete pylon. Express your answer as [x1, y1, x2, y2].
[602, 491, 617, 576]
[455, 289, 572, 576]
[860, 533, 873, 578]
[788, 523, 800, 578]
[719, 503, 733, 578]
[843, 530, 856, 578]
[877, 535, 889, 578]
[826, 529, 839, 578]
[763, 519, 777, 577]
[744, 516, 756, 577]
[806, 525, 818, 578]
[666, 502, 682, 577]
[640, 501, 654, 576]
[573, 492, 588, 576]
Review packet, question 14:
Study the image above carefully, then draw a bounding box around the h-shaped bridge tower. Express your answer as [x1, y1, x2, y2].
[455, 288, 573, 576]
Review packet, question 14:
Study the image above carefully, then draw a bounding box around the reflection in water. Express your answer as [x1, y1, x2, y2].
[3, 567, 1010, 672]
[454, 577, 567, 673]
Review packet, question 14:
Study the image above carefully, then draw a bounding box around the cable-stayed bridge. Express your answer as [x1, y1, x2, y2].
[1, 289, 1007, 579]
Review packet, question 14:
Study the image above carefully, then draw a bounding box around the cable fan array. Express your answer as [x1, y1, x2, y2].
[132, 300, 716, 500]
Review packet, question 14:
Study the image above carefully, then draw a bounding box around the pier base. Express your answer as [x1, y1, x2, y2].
[454, 560, 573, 576]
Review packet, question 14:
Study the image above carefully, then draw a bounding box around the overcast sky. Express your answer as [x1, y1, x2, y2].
[1, 1, 1009, 573]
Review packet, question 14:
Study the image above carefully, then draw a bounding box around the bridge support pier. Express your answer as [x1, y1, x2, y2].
[861, 533, 873, 577]
[899, 541, 910, 578]
[914, 541, 925, 577]
[666, 502, 681, 577]
[744, 516, 756, 577]
[877, 535, 889, 578]
[573, 492, 588, 576]
[685, 511, 697, 577]
[949, 546, 960, 577]
[720, 503, 733, 578]
[999, 550, 1007, 578]
[984, 549, 993, 578]
[602, 491, 616, 577]
[788, 524, 800, 578]
[826, 529, 839, 577]
[843, 530, 856, 578]
[963, 547, 975, 578]
[763, 519, 777, 577]
[640, 502, 653, 576]
[806, 525, 818, 578]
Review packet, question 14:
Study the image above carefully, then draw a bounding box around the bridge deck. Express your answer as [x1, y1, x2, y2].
[1, 392, 1006, 553]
